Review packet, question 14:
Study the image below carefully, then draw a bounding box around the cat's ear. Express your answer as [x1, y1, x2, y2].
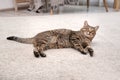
[84, 20, 88, 27]
[95, 26, 99, 31]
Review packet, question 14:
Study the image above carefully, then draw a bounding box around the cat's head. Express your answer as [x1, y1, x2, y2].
[80, 21, 99, 41]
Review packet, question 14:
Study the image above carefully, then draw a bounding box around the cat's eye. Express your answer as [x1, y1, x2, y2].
[91, 32, 95, 34]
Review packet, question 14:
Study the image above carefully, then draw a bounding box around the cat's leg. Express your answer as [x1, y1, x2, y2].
[28, 0, 35, 11]
[77, 46, 88, 55]
[33, 43, 46, 58]
[34, 47, 46, 57]
[34, 0, 44, 13]
[72, 44, 88, 55]
[70, 39, 87, 55]
[36, 5, 44, 13]
[82, 42, 94, 57]
[39, 51, 46, 57]
[88, 46, 94, 57]
[37, 45, 47, 57]
[33, 48, 40, 58]
[38, 50, 46, 57]
[85, 46, 94, 57]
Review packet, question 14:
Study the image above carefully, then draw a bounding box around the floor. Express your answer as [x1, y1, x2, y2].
[0, 6, 120, 80]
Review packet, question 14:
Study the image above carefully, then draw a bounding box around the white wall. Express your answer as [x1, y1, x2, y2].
[0, 0, 114, 10]
[82, 0, 114, 7]
[99, 0, 114, 7]
[79, 0, 99, 6]
[0, 0, 14, 10]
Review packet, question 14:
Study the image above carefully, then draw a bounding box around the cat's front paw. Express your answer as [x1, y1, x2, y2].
[81, 50, 87, 55]
[88, 48, 94, 57]
[89, 52, 93, 57]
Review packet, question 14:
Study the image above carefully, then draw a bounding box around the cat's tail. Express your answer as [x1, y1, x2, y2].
[6, 36, 34, 44]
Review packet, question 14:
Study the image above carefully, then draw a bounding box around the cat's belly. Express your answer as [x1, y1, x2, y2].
[57, 39, 71, 48]
[47, 41, 71, 49]
[47, 36, 71, 49]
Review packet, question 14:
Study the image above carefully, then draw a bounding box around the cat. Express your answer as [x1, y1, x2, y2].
[7, 21, 99, 58]
[27, 0, 45, 13]
[28, 0, 64, 13]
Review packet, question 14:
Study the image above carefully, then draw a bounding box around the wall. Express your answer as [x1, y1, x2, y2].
[0, 0, 114, 10]
[99, 0, 114, 7]
[0, 0, 14, 10]
[82, 0, 114, 7]
[81, 0, 99, 6]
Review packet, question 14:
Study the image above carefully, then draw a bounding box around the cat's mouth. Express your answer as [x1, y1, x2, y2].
[84, 32, 94, 39]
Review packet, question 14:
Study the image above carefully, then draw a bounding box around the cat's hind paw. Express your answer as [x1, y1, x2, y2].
[34, 51, 39, 58]
[40, 53, 46, 57]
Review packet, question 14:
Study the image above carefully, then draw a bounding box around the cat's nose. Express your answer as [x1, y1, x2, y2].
[87, 32, 90, 34]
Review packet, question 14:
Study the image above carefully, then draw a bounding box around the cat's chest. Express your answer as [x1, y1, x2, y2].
[70, 31, 91, 44]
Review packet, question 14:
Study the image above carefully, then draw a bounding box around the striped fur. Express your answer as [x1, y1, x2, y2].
[7, 21, 99, 57]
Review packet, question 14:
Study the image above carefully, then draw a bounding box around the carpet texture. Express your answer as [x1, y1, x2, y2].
[0, 12, 120, 80]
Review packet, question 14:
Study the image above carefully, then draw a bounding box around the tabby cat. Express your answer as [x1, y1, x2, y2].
[7, 21, 99, 58]
[27, 0, 45, 13]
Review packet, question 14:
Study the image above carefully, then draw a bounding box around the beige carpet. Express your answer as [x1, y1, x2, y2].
[0, 12, 120, 80]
